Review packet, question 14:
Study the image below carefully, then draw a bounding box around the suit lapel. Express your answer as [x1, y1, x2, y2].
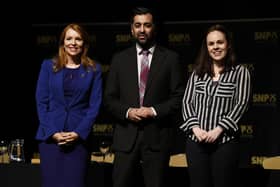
[127, 47, 140, 105]
[54, 69, 66, 105]
[145, 46, 166, 92]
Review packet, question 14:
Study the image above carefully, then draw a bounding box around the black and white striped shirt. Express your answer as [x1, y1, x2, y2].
[180, 64, 251, 143]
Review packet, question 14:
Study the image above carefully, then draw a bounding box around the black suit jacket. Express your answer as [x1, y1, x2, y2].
[104, 45, 186, 152]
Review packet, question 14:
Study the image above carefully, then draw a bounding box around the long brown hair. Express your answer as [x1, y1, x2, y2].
[52, 23, 95, 72]
[194, 24, 236, 78]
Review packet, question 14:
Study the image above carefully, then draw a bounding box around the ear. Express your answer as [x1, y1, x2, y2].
[131, 28, 135, 36]
[130, 25, 134, 35]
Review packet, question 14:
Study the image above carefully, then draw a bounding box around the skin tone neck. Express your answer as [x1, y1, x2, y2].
[212, 63, 224, 81]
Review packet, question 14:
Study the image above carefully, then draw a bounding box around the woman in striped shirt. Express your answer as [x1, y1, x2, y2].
[180, 24, 251, 187]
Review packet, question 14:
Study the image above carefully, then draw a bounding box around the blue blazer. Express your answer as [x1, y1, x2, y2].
[35, 59, 102, 141]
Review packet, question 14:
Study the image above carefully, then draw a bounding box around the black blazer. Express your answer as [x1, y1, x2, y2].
[104, 45, 186, 152]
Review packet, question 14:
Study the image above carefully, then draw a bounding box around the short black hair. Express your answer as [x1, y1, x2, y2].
[130, 7, 155, 24]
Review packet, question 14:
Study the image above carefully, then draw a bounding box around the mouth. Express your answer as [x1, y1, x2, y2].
[212, 51, 222, 56]
[138, 34, 146, 40]
[68, 47, 79, 51]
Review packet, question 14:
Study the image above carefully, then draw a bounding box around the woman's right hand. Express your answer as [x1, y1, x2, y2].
[52, 132, 67, 145]
[192, 127, 207, 142]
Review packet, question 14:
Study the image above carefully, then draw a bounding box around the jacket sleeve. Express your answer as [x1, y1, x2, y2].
[35, 59, 58, 139]
[152, 52, 186, 120]
[218, 65, 251, 134]
[180, 71, 200, 134]
[103, 54, 131, 120]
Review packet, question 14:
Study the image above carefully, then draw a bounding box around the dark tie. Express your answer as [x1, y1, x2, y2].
[139, 50, 150, 106]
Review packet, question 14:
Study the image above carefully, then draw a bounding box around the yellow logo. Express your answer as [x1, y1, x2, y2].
[242, 63, 255, 72]
[168, 33, 191, 43]
[251, 156, 267, 165]
[254, 32, 278, 41]
[115, 34, 132, 43]
[253, 94, 277, 104]
[240, 125, 253, 137]
[92, 124, 113, 135]
[101, 64, 110, 73]
[187, 64, 193, 73]
[37, 35, 57, 45]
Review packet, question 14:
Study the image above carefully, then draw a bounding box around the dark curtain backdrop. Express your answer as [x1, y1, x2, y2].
[27, 18, 280, 166]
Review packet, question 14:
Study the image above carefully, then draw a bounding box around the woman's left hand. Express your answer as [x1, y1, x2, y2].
[205, 126, 223, 143]
[61, 132, 79, 143]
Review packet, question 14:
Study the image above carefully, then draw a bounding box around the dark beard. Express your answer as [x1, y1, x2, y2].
[136, 39, 155, 50]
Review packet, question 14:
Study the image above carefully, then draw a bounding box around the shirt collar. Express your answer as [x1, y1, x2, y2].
[136, 43, 156, 55]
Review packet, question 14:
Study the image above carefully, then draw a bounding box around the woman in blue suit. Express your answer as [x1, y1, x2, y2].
[35, 23, 102, 187]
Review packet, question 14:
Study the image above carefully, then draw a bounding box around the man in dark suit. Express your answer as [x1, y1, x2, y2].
[104, 7, 186, 187]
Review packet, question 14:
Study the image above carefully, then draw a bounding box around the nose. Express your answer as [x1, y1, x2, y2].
[140, 25, 145, 32]
[70, 39, 76, 45]
[213, 43, 219, 49]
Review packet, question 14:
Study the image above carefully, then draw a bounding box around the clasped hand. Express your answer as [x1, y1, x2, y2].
[192, 126, 223, 143]
[128, 107, 155, 122]
[52, 131, 79, 145]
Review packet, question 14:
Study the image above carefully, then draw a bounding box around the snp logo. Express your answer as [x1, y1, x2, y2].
[251, 156, 267, 165]
[101, 64, 110, 73]
[115, 34, 132, 43]
[37, 35, 57, 45]
[168, 33, 191, 44]
[241, 63, 254, 72]
[92, 124, 113, 135]
[187, 64, 193, 73]
[254, 32, 278, 41]
[253, 94, 277, 105]
[240, 125, 253, 138]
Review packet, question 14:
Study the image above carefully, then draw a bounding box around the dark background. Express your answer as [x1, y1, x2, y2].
[31, 0, 280, 23]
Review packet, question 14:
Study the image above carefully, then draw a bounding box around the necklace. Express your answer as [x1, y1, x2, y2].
[213, 73, 220, 81]
[66, 63, 80, 69]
